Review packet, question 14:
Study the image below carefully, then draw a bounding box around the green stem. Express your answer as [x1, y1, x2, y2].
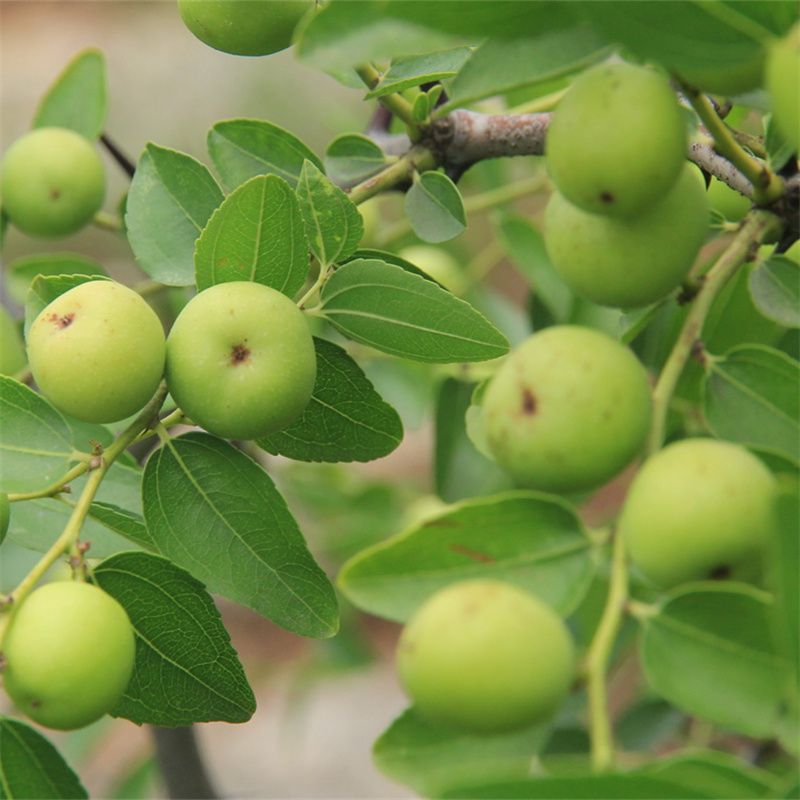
[92, 210, 123, 232]
[647, 210, 780, 454]
[0, 384, 168, 647]
[348, 147, 436, 206]
[355, 63, 420, 136]
[585, 530, 629, 773]
[681, 84, 784, 205]
[296, 263, 330, 308]
[7, 461, 90, 503]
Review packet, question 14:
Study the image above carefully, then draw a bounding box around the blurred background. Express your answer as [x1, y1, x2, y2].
[0, 3, 546, 797]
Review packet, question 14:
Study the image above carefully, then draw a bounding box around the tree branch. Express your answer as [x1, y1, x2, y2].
[151, 726, 218, 800]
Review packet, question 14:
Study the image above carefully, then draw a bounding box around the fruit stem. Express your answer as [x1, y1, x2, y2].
[92, 210, 123, 232]
[0, 383, 168, 649]
[585, 529, 629, 773]
[355, 63, 421, 139]
[680, 83, 785, 205]
[7, 460, 90, 503]
[296, 263, 331, 308]
[647, 210, 781, 454]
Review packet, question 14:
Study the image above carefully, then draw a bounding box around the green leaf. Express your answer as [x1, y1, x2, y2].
[95, 552, 256, 725]
[343, 248, 446, 286]
[449, 27, 609, 107]
[615, 699, 684, 752]
[295, 160, 363, 266]
[324, 134, 387, 185]
[257, 337, 402, 463]
[24, 273, 111, 338]
[373, 708, 549, 798]
[319, 259, 509, 363]
[367, 47, 473, 98]
[749, 255, 800, 328]
[338, 491, 596, 622]
[495, 213, 573, 322]
[207, 119, 323, 191]
[0, 376, 73, 493]
[439, 773, 712, 799]
[125, 143, 224, 286]
[194, 174, 308, 296]
[703, 345, 800, 465]
[32, 48, 107, 140]
[142, 432, 338, 638]
[10, 463, 147, 557]
[642, 751, 779, 799]
[404, 171, 466, 243]
[640, 582, 790, 737]
[5, 253, 106, 306]
[0, 717, 87, 799]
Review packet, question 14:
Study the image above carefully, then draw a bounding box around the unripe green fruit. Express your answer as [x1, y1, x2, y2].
[166, 281, 316, 440]
[766, 25, 800, 151]
[1, 128, 105, 238]
[546, 62, 686, 217]
[545, 165, 709, 308]
[397, 580, 575, 733]
[178, 0, 312, 56]
[483, 326, 651, 492]
[358, 198, 380, 245]
[27, 281, 166, 423]
[0, 306, 26, 376]
[3, 581, 135, 730]
[677, 57, 764, 97]
[0, 493, 9, 544]
[620, 439, 777, 588]
[398, 245, 466, 295]
[707, 177, 750, 222]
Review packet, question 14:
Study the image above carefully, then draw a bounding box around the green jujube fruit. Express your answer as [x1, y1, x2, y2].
[1, 128, 105, 238]
[483, 326, 652, 492]
[620, 439, 777, 588]
[27, 280, 166, 423]
[545, 62, 686, 218]
[165, 281, 316, 440]
[544, 165, 709, 308]
[3, 581, 135, 730]
[397, 580, 575, 733]
[178, 0, 312, 56]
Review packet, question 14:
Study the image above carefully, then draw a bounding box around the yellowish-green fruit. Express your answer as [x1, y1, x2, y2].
[766, 24, 800, 151]
[0, 493, 9, 544]
[546, 62, 686, 217]
[483, 326, 651, 492]
[398, 245, 466, 295]
[27, 281, 165, 423]
[620, 439, 777, 588]
[178, 0, 312, 56]
[3, 581, 135, 730]
[678, 56, 765, 97]
[544, 165, 709, 308]
[166, 281, 316, 440]
[1, 128, 105, 238]
[707, 177, 750, 222]
[358, 198, 380, 245]
[0, 306, 26, 376]
[397, 580, 574, 733]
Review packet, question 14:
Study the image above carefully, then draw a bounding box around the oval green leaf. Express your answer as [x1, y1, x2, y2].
[5, 253, 105, 306]
[325, 134, 387, 185]
[338, 491, 596, 622]
[749, 255, 800, 328]
[194, 174, 309, 296]
[405, 171, 466, 243]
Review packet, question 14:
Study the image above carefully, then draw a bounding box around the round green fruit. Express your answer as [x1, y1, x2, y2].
[397, 580, 575, 733]
[544, 165, 709, 308]
[620, 438, 777, 588]
[0, 493, 9, 544]
[483, 326, 651, 492]
[766, 24, 800, 151]
[3, 581, 135, 730]
[1, 128, 105, 238]
[178, 0, 312, 56]
[166, 281, 316, 440]
[398, 245, 466, 295]
[27, 280, 166, 423]
[707, 176, 750, 222]
[0, 305, 26, 376]
[546, 62, 686, 217]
